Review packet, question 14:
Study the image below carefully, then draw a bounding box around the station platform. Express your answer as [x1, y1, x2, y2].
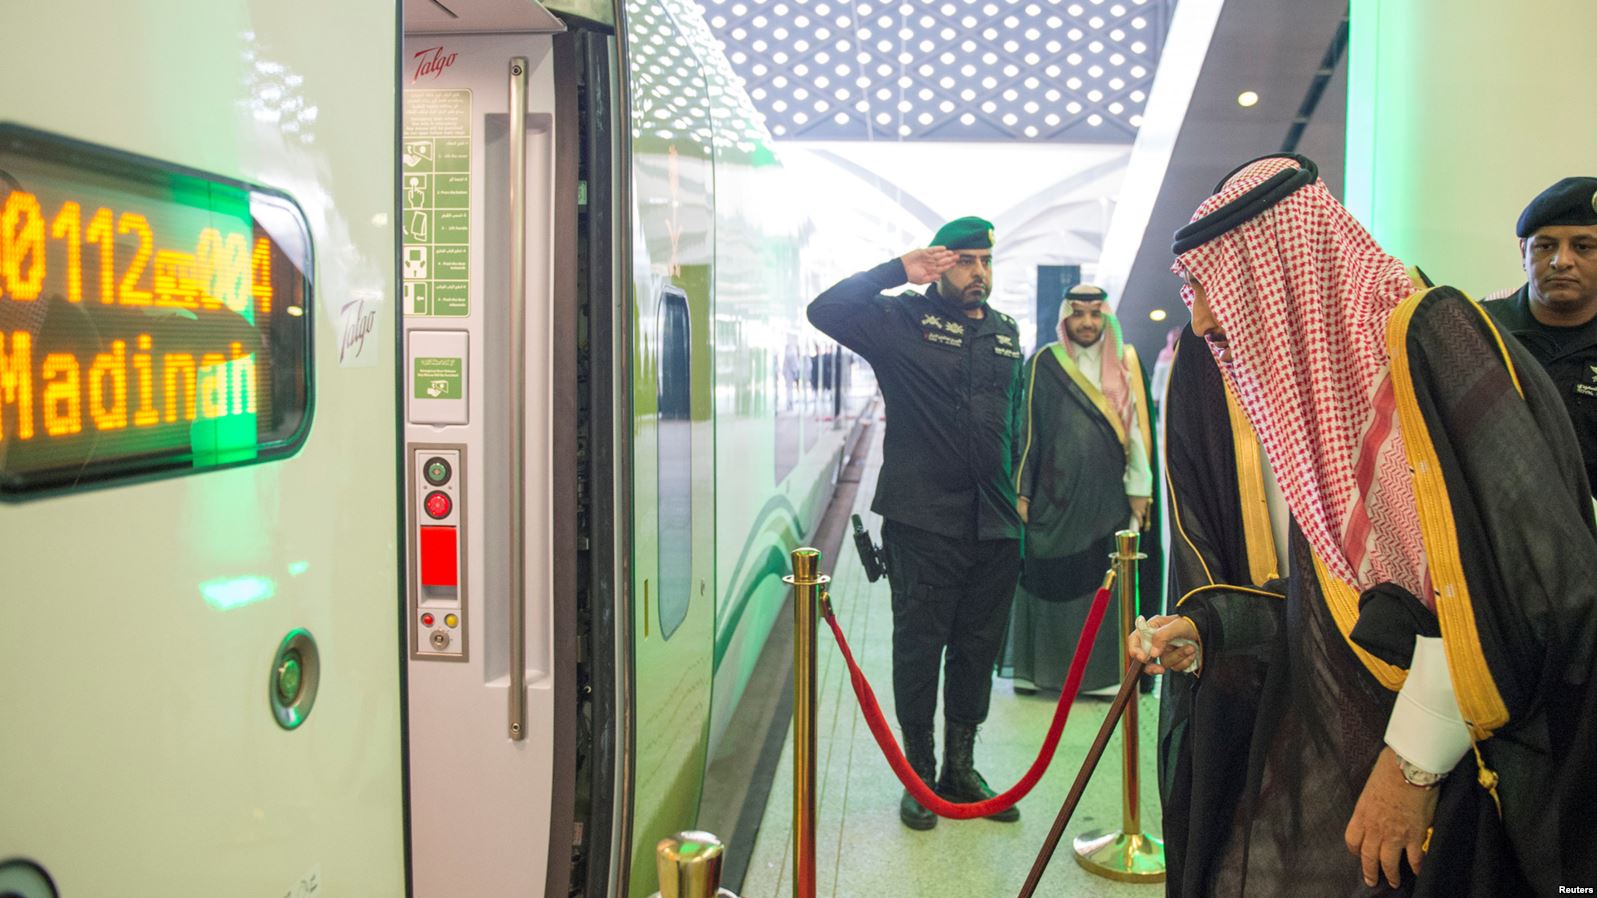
[741, 421, 1165, 897]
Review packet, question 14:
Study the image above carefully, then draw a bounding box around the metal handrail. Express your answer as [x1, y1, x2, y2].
[507, 55, 530, 742]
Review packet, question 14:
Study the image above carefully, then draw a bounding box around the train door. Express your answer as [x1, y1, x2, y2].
[621, 0, 720, 893]
[0, 2, 403, 896]
[399, 3, 580, 896]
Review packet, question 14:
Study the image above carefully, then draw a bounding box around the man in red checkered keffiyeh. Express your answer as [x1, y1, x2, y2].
[1133, 154, 1597, 897]
[1173, 156, 1428, 602]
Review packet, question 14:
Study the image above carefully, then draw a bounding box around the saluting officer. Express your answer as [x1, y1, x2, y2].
[808, 217, 1025, 831]
[1483, 176, 1597, 495]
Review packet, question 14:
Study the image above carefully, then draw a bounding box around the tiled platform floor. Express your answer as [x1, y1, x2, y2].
[741, 424, 1165, 898]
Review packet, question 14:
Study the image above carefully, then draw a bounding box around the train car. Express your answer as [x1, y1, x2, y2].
[0, 1, 407, 897]
[1, 0, 848, 896]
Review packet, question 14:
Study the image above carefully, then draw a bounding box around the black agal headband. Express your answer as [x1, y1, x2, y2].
[1171, 153, 1319, 255]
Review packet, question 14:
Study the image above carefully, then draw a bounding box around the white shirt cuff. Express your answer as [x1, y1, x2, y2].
[1383, 635, 1472, 776]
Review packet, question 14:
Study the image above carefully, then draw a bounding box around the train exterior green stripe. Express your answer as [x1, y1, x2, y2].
[620, 0, 846, 894]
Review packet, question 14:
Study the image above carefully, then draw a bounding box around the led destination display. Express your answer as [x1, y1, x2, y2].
[0, 125, 313, 497]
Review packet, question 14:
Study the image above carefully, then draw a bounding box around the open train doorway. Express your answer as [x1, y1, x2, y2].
[398, 2, 595, 896]
[401, 0, 842, 894]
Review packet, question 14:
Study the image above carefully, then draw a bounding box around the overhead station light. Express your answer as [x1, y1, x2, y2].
[1148, 308, 1168, 322]
[1237, 90, 1260, 107]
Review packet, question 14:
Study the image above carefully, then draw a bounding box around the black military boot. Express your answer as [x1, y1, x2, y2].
[898, 725, 938, 831]
[937, 720, 1020, 822]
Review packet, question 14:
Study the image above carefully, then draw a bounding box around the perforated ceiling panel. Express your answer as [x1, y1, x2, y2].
[696, 0, 1176, 142]
[632, 0, 776, 152]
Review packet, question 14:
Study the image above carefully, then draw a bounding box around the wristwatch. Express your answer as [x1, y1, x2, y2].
[1395, 753, 1448, 788]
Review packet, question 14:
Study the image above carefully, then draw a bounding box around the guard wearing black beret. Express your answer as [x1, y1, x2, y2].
[1482, 176, 1597, 494]
[808, 216, 1025, 830]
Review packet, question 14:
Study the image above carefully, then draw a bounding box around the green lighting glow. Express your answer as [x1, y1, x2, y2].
[200, 575, 277, 611]
[189, 353, 261, 467]
[1345, 0, 1597, 293]
[288, 561, 310, 577]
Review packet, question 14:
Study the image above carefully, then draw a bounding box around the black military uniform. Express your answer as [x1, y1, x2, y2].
[1481, 285, 1597, 493]
[807, 217, 1025, 829]
[1481, 176, 1597, 496]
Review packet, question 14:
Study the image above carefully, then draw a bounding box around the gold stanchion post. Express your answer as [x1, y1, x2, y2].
[652, 831, 741, 898]
[784, 548, 828, 898]
[1072, 529, 1166, 882]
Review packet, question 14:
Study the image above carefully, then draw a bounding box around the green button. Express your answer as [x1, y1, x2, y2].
[424, 457, 452, 485]
[276, 654, 303, 704]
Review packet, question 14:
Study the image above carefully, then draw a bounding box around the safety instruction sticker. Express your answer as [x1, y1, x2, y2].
[403, 89, 472, 317]
[414, 356, 464, 400]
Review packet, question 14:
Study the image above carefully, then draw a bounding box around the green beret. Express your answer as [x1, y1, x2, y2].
[931, 216, 995, 250]
[1065, 283, 1109, 302]
[1517, 176, 1597, 238]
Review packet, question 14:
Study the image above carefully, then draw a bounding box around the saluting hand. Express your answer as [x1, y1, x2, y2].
[901, 247, 958, 285]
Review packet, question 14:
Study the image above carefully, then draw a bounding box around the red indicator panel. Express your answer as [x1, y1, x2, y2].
[419, 525, 458, 588]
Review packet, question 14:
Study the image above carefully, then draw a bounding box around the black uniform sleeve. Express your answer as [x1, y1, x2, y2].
[806, 257, 907, 361]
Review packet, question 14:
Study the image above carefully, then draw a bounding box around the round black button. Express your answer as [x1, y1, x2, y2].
[424, 456, 452, 486]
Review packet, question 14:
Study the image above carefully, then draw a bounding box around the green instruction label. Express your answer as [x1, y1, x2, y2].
[402, 89, 472, 318]
[413, 357, 464, 400]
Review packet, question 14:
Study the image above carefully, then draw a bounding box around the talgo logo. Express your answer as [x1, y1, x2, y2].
[412, 46, 458, 82]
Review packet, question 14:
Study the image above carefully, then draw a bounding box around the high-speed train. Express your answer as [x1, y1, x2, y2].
[0, 1, 848, 896]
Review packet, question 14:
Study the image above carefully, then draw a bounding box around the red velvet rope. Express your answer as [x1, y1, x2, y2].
[820, 584, 1114, 818]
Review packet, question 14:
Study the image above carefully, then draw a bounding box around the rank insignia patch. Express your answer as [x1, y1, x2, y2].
[921, 313, 964, 335]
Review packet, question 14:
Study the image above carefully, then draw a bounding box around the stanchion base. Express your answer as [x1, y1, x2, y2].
[1072, 830, 1166, 882]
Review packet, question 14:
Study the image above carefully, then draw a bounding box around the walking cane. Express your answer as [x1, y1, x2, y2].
[1015, 658, 1146, 898]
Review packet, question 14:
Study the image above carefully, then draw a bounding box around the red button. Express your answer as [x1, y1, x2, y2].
[424, 490, 452, 520]
[419, 525, 458, 588]
[421, 612, 435, 627]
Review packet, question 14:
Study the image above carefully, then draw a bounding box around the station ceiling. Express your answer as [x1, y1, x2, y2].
[1099, 0, 1349, 353]
[696, 0, 1177, 142]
